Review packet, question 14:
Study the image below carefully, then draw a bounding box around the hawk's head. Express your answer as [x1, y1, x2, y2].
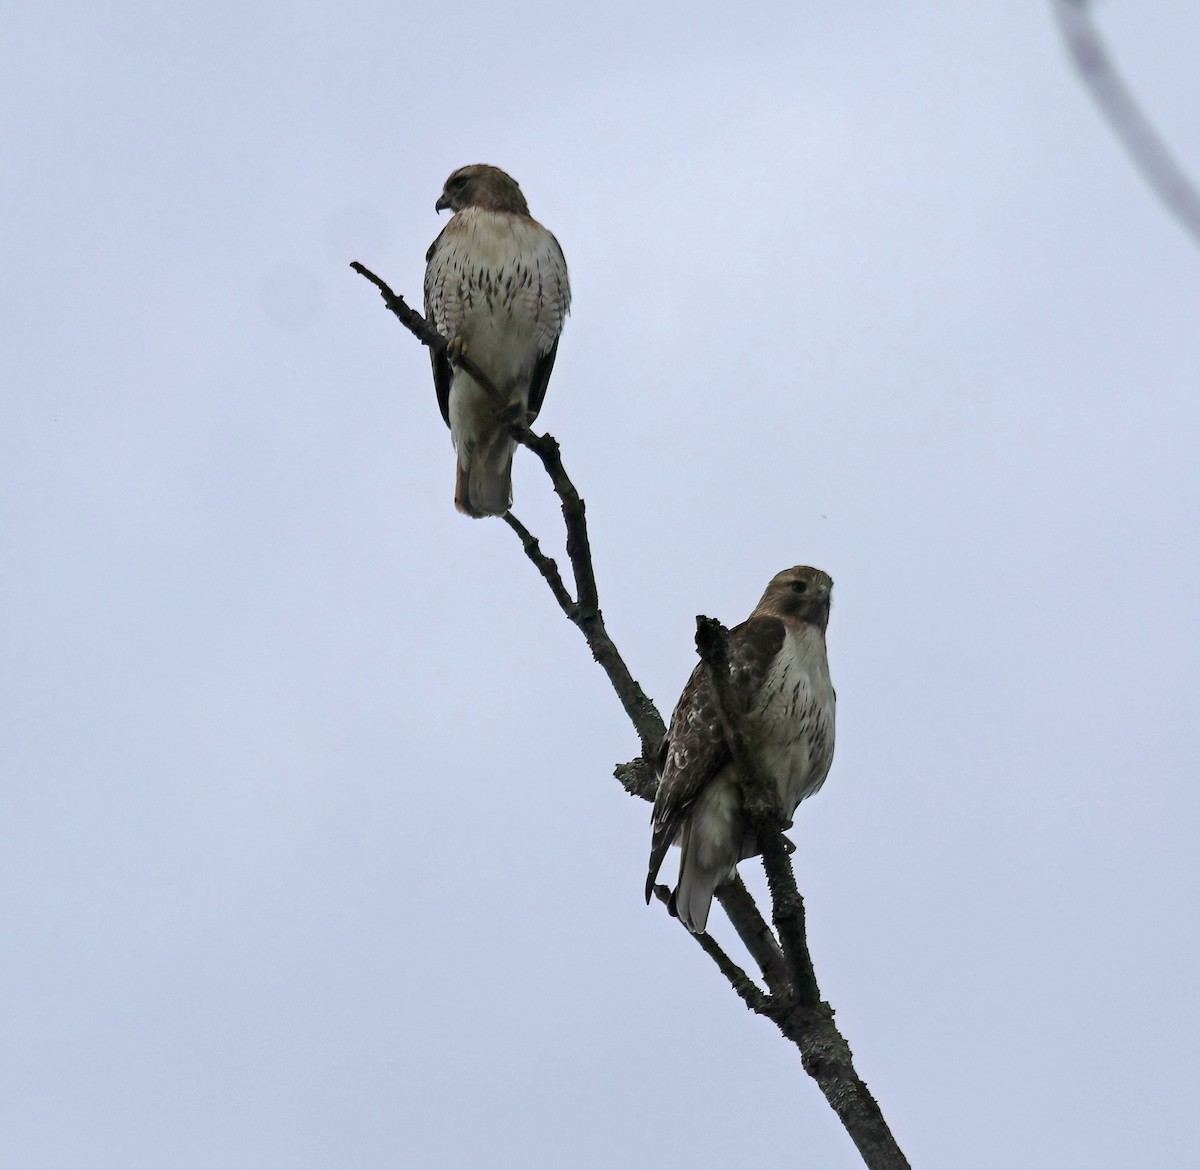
[435, 164, 531, 216]
[755, 565, 833, 629]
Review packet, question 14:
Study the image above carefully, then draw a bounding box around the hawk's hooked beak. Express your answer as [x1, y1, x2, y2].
[435, 192, 452, 213]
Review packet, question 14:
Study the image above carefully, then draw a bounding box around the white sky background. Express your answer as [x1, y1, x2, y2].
[3, 1, 1199, 1166]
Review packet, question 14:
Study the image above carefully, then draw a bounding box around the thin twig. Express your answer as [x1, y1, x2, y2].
[502, 512, 576, 616]
[350, 261, 508, 403]
[511, 432, 600, 617]
[652, 886, 768, 1012]
[1051, 0, 1200, 248]
[508, 432, 659, 755]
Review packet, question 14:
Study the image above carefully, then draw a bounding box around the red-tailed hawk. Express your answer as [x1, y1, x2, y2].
[646, 566, 836, 934]
[423, 164, 571, 517]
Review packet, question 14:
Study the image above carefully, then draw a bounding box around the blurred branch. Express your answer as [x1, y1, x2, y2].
[354, 260, 909, 1170]
[1051, 0, 1200, 248]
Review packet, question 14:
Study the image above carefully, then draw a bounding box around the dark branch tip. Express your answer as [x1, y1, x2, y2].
[694, 615, 730, 666]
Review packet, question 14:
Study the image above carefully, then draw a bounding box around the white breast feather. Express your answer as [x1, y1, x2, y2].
[750, 625, 836, 816]
[424, 209, 569, 394]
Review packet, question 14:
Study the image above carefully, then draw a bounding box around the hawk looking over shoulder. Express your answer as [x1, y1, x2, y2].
[423, 164, 570, 517]
[646, 566, 836, 934]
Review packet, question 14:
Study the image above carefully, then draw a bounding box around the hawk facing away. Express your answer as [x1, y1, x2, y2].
[423, 164, 570, 517]
[646, 566, 836, 934]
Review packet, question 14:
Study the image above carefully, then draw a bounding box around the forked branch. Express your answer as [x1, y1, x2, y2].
[353, 260, 910, 1170]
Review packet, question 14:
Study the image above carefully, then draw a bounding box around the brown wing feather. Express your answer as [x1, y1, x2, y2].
[430, 349, 452, 426]
[526, 337, 559, 421]
[423, 223, 456, 426]
[644, 616, 787, 903]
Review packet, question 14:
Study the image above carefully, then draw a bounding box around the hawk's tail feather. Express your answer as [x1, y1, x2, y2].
[645, 821, 675, 905]
[455, 434, 516, 518]
[674, 813, 741, 935]
[453, 463, 486, 518]
[672, 867, 720, 935]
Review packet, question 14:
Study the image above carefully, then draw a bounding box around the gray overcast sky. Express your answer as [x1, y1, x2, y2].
[3, 2, 1199, 1167]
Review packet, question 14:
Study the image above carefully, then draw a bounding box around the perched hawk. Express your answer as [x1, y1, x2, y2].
[423, 164, 570, 517]
[646, 566, 836, 934]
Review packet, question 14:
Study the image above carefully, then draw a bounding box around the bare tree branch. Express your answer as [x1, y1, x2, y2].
[354, 261, 910, 1170]
[502, 512, 575, 616]
[1051, 0, 1200, 248]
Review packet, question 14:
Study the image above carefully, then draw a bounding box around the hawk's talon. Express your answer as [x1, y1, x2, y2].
[446, 335, 467, 365]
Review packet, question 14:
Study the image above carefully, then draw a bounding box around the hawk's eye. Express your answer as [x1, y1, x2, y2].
[790, 580, 808, 594]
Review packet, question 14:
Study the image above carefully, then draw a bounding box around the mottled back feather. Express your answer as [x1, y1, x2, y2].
[645, 616, 787, 901]
[645, 565, 836, 932]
